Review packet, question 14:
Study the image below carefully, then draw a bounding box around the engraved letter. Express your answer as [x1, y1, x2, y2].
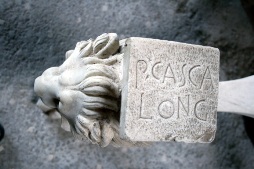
[189, 65, 200, 86]
[139, 92, 152, 119]
[177, 95, 189, 119]
[136, 60, 148, 89]
[152, 61, 162, 80]
[158, 100, 174, 119]
[200, 66, 214, 90]
[162, 63, 176, 84]
[179, 64, 186, 87]
[194, 99, 208, 121]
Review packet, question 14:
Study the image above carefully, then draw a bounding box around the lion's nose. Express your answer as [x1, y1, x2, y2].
[34, 74, 60, 108]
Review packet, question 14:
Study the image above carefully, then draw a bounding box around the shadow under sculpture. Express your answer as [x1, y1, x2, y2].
[34, 33, 146, 147]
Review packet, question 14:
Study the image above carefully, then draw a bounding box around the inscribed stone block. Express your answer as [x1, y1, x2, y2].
[120, 38, 220, 143]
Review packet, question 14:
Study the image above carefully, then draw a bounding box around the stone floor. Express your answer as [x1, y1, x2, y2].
[0, 0, 254, 168]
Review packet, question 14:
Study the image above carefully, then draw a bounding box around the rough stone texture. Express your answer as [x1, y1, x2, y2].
[121, 38, 219, 142]
[0, 0, 254, 169]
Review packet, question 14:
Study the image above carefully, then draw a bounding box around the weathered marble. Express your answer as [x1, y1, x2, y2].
[120, 38, 220, 143]
[34, 33, 146, 147]
[34, 33, 221, 146]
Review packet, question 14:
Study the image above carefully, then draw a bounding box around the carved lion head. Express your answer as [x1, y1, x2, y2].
[34, 33, 131, 147]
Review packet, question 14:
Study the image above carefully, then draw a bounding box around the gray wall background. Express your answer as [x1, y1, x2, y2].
[0, 0, 254, 168]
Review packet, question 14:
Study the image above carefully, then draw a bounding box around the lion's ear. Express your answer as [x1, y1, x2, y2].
[93, 33, 119, 59]
[93, 33, 109, 54]
[65, 50, 74, 60]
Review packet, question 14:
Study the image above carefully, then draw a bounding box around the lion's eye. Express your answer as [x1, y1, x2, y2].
[52, 98, 60, 108]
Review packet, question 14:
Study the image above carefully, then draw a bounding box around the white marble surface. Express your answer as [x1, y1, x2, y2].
[120, 38, 219, 143]
[1, 0, 254, 168]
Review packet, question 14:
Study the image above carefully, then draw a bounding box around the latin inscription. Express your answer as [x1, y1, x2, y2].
[136, 60, 214, 121]
[136, 60, 214, 90]
[139, 94, 210, 121]
[120, 38, 219, 143]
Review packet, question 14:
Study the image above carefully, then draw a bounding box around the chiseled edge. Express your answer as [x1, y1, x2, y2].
[119, 38, 132, 140]
[210, 47, 220, 143]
